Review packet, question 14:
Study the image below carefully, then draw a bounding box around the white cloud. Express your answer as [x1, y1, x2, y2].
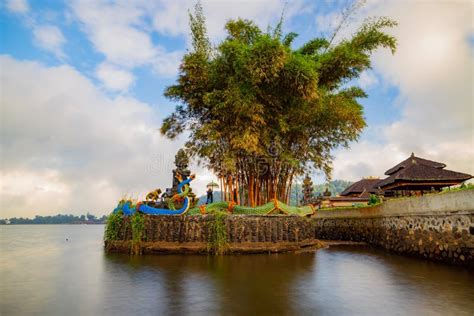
[5, 0, 29, 14]
[70, 0, 310, 79]
[332, 138, 474, 183]
[152, 48, 184, 77]
[71, 0, 154, 67]
[315, 11, 342, 34]
[32, 25, 66, 58]
[70, 0, 182, 76]
[0, 55, 192, 218]
[96, 63, 135, 92]
[373, 1, 473, 169]
[152, 1, 190, 38]
[332, 141, 409, 181]
[152, 0, 310, 43]
[1, 170, 72, 216]
[358, 70, 378, 89]
[6, 2, 66, 59]
[71, 0, 309, 76]
[330, 0, 474, 181]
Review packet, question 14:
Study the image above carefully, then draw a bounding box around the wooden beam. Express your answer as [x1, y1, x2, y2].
[381, 181, 461, 191]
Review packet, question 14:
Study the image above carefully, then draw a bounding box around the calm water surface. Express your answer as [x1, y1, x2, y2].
[1, 225, 473, 315]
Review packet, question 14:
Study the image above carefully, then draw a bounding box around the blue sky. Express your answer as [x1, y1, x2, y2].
[1, 0, 473, 217]
[0, 0, 398, 126]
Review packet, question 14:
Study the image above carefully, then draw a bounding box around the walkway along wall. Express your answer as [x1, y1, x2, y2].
[105, 190, 473, 268]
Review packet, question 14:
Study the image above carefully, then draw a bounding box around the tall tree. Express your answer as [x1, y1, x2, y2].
[161, 3, 397, 206]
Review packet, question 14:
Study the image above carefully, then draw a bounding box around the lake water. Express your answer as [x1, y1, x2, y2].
[1, 225, 473, 315]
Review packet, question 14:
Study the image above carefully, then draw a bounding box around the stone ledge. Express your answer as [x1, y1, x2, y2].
[315, 210, 473, 219]
[314, 190, 474, 219]
[105, 239, 325, 255]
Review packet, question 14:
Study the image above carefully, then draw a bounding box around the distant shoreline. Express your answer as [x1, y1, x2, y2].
[1, 214, 107, 225]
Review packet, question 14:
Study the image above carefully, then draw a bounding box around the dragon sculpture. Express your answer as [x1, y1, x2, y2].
[113, 173, 196, 216]
[112, 148, 315, 217]
[113, 172, 316, 217]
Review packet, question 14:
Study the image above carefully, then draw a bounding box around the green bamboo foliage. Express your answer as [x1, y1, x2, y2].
[162, 3, 397, 206]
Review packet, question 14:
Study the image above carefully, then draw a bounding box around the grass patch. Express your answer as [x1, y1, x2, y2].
[441, 183, 474, 193]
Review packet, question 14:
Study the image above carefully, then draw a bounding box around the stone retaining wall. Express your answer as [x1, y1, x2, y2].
[105, 190, 474, 267]
[105, 215, 322, 254]
[313, 190, 474, 268]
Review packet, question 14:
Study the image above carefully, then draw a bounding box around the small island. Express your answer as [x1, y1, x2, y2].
[102, 4, 473, 269]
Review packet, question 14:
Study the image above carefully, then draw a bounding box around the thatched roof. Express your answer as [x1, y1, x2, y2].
[384, 153, 446, 175]
[340, 178, 381, 196]
[378, 160, 472, 189]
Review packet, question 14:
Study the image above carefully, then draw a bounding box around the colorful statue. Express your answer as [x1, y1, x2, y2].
[113, 149, 197, 216]
[146, 189, 162, 203]
[114, 172, 196, 216]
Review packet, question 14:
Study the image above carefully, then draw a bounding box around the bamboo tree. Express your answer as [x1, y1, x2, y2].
[161, 3, 397, 206]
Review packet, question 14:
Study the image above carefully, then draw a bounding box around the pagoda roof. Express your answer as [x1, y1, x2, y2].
[384, 153, 445, 175]
[340, 178, 381, 196]
[378, 162, 472, 190]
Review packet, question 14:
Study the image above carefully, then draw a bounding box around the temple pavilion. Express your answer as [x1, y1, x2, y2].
[327, 153, 472, 206]
[320, 178, 379, 207]
[376, 153, 472, 195]
[340, 177, 382, 198]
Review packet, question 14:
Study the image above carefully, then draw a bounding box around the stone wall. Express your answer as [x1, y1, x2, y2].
[312, 190, 474, 268]
[105, 215, 323, 255]
[105, 190, 474, 267]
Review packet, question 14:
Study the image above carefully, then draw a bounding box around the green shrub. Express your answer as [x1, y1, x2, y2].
[368, 194, 381, 206]
[104, 211, 123, 241]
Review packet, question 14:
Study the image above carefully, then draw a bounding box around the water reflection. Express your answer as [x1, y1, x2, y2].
[296, 245, 474, 315]
[103, 247, 474, 315]
[1, 226, 473, 315]
[0, 225, 106, 315]
[103, 253, 316, 315]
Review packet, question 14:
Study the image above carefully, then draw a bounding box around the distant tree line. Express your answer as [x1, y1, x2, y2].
[289, 180, 353, 205]
[0, 213, 107, 225]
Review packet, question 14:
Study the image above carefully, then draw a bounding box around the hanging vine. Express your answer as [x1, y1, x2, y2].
[104, 211, 124, 241]
[130, 212, 146, 255]
[207, 212, 229, 255]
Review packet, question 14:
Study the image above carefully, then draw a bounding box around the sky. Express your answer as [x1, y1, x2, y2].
[1, 0, 473, 218]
